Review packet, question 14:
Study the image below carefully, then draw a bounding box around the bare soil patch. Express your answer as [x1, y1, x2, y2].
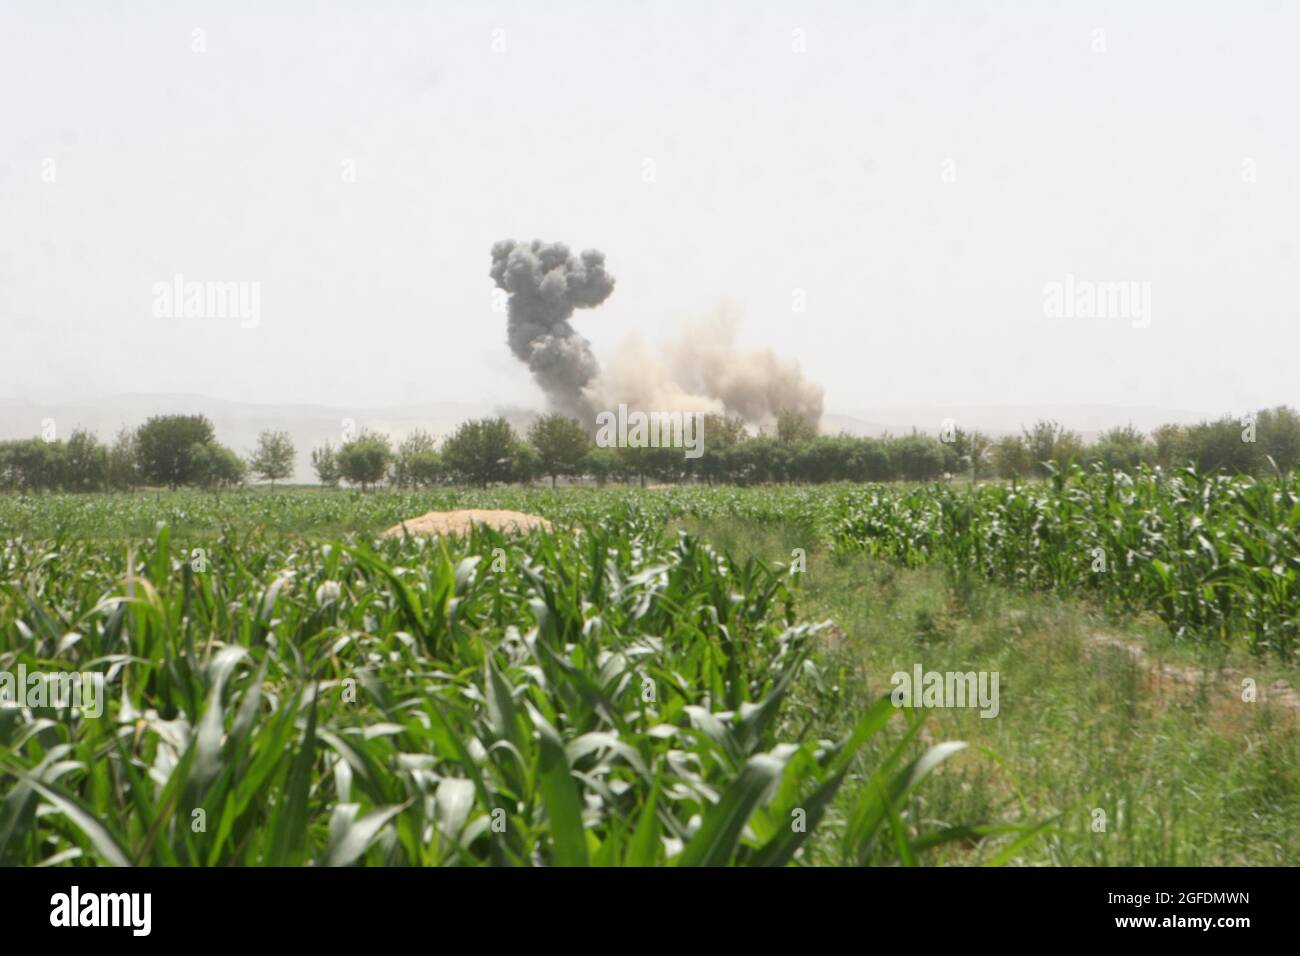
[1086, 630, 1300, 727]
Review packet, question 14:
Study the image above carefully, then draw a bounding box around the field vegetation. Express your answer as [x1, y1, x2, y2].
[1, 468, 1296, 866]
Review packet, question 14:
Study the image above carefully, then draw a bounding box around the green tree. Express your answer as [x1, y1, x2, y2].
[312, 442, 341, 488]
[1256, 405, 1300, 473]
[513, 442, 542, 484]
[615, 444, 653, 487]
[846, 436, 892, 481]
[64, 429, 108, 491]
[696, 414, 746, 484]
[969, 431, 993, 480]
[441, 418, 523, 487]
[1087, 425, 1149, 472]
[992, 435, 1031, 479]
[393, 430, 441, 487]
[1151, 423, 1188, 470]
[728, 435, 791, 484]
[1023, 420, 1083, 476]
[0, 442, 14, 491]
[582, 446, 621, 485]
[1183, 416, 1263, 474]
[135, 415, 217, 489]
[15, 438, 64, 490]
[775, 407, 817, 445]
[644, 444, 688, 484]
[947, 428, 992, 481]
[337, 434, 393, 491]
[792, 436, 858, 483]
[248, 429, 295, 486]
[889, 433, 946, 482]
[191, 442, 246, 492]
[0, 439, 64, 491]
[106, 428, 139, 491]
[527, 414, 591, 487]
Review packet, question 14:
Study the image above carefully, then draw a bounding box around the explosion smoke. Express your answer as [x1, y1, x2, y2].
[489, 239, 615, 419]
[491, 240, 823, 432]
[583, 306, 824, 430]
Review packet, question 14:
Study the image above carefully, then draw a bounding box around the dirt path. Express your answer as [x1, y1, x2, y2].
[1086, 630, 1300, 721]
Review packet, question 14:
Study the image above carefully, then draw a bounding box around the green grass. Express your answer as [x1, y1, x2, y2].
[675, 515, 1300, 865]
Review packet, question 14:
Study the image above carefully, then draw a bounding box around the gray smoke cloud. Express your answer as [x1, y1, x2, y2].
[490, 242, 823, 432]
[489, 239, 615, 419]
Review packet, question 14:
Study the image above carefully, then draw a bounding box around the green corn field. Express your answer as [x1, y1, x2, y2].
[1, 466, 1296, 866]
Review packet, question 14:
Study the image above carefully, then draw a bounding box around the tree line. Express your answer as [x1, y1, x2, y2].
[1, 406, 1297, 492]
[0, 416, 283, 493]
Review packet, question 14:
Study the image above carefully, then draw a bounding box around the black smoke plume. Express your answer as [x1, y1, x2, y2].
[489, 239, 615, 419]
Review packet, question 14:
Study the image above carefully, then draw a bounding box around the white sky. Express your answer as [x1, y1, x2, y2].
[2, 0, 1296, 417]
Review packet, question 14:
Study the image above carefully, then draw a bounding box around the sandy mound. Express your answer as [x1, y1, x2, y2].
[380, 509, 553, 539]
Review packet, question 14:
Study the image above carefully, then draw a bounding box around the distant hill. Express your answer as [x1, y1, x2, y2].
[818, 413, 893, 437]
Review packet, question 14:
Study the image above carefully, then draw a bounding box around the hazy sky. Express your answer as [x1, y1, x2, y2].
[2, 1, 1296, 417]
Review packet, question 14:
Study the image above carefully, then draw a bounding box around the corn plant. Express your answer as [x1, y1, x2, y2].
[0, 515, 1006, 866]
